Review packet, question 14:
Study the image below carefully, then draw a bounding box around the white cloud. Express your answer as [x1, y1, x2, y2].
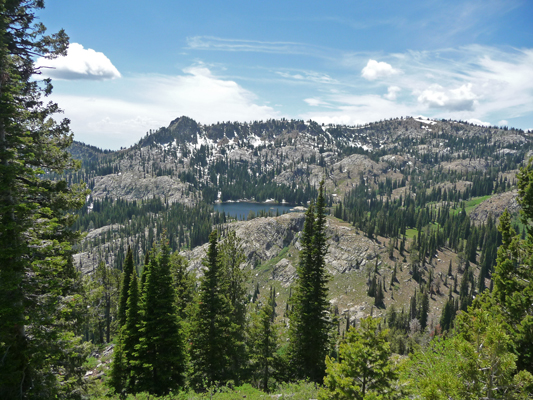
[498, 119, 509, 126]
[467, 118, 491, 126]
[276, 71, 337, 84]
[417, 83, 477, 111]
[186, 36, 333, 59]
[53, 66, 278, 149]
[304, 98, 330, 107]
[384, 86, 401, 100]
[303, 46, 533, 132]
[35, 43, 121, 80]
[361, 59, 399, 81]
[300, 94, 413, 127]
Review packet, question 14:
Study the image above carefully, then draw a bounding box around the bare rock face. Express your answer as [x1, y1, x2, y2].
[180, 212, 306, 275]
[272, 259, 296, 287]
[180, 213, 384, 285]
[325, 222, 380, 275]
[73, 224, 123, 275]
[91, 172, 195, 206]
[439, 158, 490, 173]
[470, 190, 520, 225]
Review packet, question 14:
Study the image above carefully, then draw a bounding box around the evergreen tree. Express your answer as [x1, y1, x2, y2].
[321, 317, 401, 400]
[108, 330, 127, 397]
[134, 238, 185, 395]
[109, 270, 140, 396]
[218, 230, 248, 383]
[118, 246, 134, 327]
[288, 180, 331, 383]
[418, 291, 429, 331]
[190, 230, 233, 388]
[170, 253, 196, 321]
[492, 205, 533, 373]
[249, 296, 279, 392]
[0, 3, 88, 398]
[440, 297, 455, 332]
[89, 261, 120, 344]
[123, 272, 141, 393]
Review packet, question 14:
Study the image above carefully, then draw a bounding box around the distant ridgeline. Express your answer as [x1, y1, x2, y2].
[52, 115, 530, 272]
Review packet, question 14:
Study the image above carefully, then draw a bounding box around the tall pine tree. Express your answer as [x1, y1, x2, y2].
[288, 180, 330, 383]
[117, 246, 134, 327]
[190, 230, 233, 388]
[218, 230, 248, 384]
[0, 2, 88, 398]
[249, 289, 279, 392]
[134, 238, 185, 395]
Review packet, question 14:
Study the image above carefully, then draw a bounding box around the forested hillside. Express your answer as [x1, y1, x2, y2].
[62, 114, 533, 398]
[64, 115, 530, 273]
[1, 2, 532, 399]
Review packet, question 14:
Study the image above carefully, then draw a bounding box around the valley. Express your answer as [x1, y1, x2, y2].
[67, 115, 529, 331]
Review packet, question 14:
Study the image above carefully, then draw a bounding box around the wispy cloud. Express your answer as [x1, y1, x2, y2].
[276, 70, 338, 84]
[186, 36, 334, 59]
[298, 45, 533, 127]
[393, 0, 523, 47]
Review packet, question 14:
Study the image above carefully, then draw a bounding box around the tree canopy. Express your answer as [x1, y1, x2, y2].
[0, 2, 87, 398]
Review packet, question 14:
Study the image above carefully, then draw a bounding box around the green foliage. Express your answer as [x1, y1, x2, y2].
[170, 253, 196, 321]
[84, 261, 120, 344]
[217, 230, 248, 383]
[405, 306, 533, 399]
[321, 317, 400, 400]
[0, 2, 89, 398]
[288, 180, 331, 383]
[249, 288, 280, 392]
[489, 162, 533, 373]
[133, 238, 185, 395]
[122, 271, 141, 392]
[189, 230, 234, 388]
[118, 247, 135, 327]
[92, 381, 319, 400]
[109, 331, 127, 395]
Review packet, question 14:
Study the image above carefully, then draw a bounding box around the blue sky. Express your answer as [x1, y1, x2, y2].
[37, 0, 533, 149]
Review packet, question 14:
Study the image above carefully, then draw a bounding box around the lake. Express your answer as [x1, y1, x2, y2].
[213, 202, 302, 220]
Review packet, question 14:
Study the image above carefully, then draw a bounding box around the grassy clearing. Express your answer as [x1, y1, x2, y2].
[464, 195, 492, 214]
[405, 228, 418, 239]
[256, 246, 290, 273]
[94, 381, 319, 400]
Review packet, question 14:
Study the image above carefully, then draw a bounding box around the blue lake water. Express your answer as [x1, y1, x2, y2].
[213, 202, 300, 220]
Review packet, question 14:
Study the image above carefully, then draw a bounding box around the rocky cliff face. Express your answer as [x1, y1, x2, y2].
[180, 212, 306, 274]
[470, 189, 520, 225]
[92, 173, 195, 205]
[179, 213, 383, 286]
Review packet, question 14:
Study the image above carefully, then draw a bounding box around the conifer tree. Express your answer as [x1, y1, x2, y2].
[322, 317, 400, 400]
[109, 331, 127, 396]
[0, 3, 88, 396]
[288, 180, 331, 383]
[134, 238, 185, 395]
[118, 246, 134, 327]
[218, 230, 248, 383]
[170, 253, 196, 320]
[123, 271, 141, 392]
[190, 230, 233, 388]
[249, 292, 279, 392]
[440, 296, 455, 332]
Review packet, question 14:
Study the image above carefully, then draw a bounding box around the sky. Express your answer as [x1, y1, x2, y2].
[36, 0, 533, 150]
